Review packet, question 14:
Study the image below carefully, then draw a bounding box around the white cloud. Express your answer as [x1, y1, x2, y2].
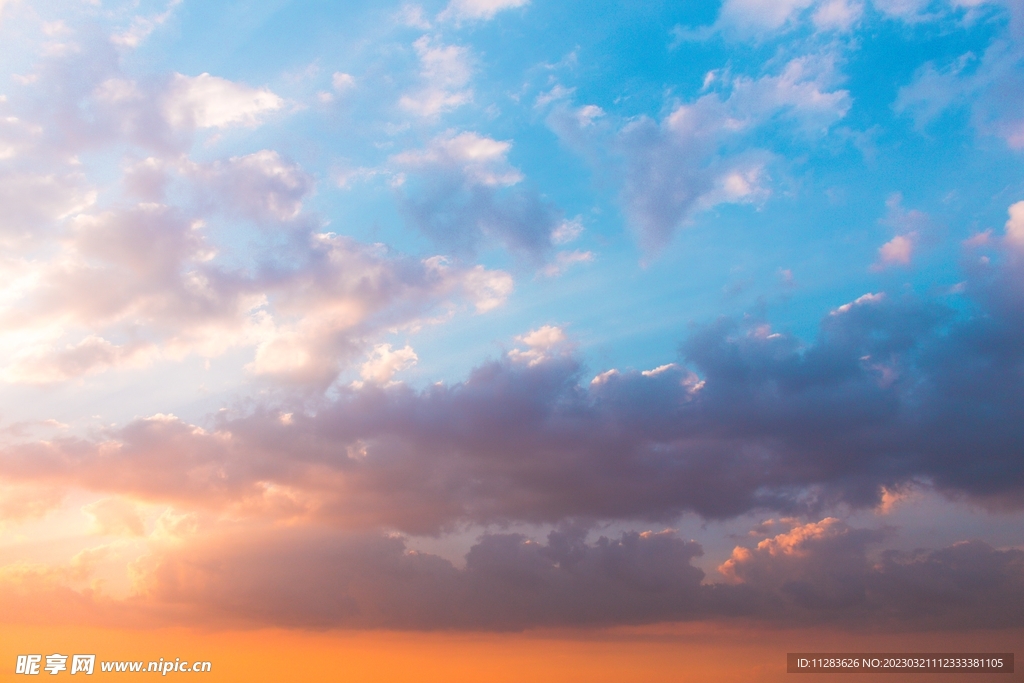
[111, 0, 182, 49]
[874, 234, 916, 268]
[716, 0, 816, 34]
[392, 131, 523, 187]
[164, 73, 283, 129]
[0, 172, 95, 245]
[397, 4, 432, 29]
[1004, 200, 1024, 250]
[332, 72, 355, 92]
[358, 344, 418, 384]
[399, 37, 473, 117]
[551, 216, 584, 245]
[541, 249, 594, 277]
[508, 325, 568, 365]
[458, 263, 514, 312]
[812, 0, 863, 30]
[439, 0, 529, 23]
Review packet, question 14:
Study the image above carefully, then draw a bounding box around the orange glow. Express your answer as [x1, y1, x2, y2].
[1, 623, 1020, 682]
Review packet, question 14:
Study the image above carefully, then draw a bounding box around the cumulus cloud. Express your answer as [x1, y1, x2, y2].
[720, 518, 1024, 628]
[5, 517, 1020, 631]
[0, 35, 509, 389]
[163, 73, 283, 130]
[0, 200, 510, 386]
[4, 221, 1024, 532]
[1004, 200, 1024, 249]
[358, 344, 419, 385]
[130, 525, 710, 629]
[550, 56, 849, 251]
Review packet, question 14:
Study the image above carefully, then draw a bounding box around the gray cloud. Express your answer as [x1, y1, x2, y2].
[3, 240, 1024, 529]
[119, 518, 1024, 631]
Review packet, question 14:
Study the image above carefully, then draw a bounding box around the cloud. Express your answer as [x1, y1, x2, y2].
[872, 194, 935, 270]
[438, 0, 529, 24]
[720, 518, 1024, 628]
[5, 219, 1024, 532]
[331, 72, 355, 91]
[716, 0, 818, 35]
[0, 483, 64, 524]
[10, 516, 1019, 631]
[875, 234, 916, 268]
[83, 497, 146, 536]
[507, 325, 569, 365]
[358, 344, 419, 385]
[0, 171, 95, 246]
[550, 56, 849, 252]
[163, 73, 283, 129]
[812, 0, 864, 30]
[399, 37, 473, 117]
[194, 150, 315, 223]
[1003, 200, 1024, 250]
[896, 38, 1024, 149]
[130, 525, 711, 629]
[0, 201, 510, 386]
[0, 35, 509, 389]
[392, 132, 564, 260]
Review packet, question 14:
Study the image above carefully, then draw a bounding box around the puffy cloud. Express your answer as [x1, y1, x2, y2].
[0, 35, 510, 388]
[1004, 200, 1024, 249]
[393, 132, 524, 187]
[0, 201, 510, 386]
[7, 517, 1019, 631]
[193, 150, 315, 224]
[163, 73, 282, 130]
[127, 525, 711, 629]
[812, 0, 864, 30]
[875, 234, 915, 267]
[5, 225, 1024, 532]
[720, 518, 1024, 628]
[331, 72, 355, 91]
[392, 132, 564, 260]
[550, 56, 849, 251]
[358, 344, 418, 385]
[871, 194, 930, 270]
[399, 37, 473, 118]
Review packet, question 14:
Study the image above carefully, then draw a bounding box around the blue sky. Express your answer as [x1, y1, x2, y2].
[1, 0, 1024, 637]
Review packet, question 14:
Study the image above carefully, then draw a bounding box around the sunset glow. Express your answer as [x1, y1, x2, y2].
[1, 0, 1023, 680]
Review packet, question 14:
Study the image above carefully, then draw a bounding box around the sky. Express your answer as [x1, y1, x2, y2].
[1, 0, 1024, 680]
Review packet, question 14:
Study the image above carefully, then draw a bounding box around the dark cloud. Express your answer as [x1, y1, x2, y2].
[122, 519, 1024, 631]
[4, 244, 1024, 527]
[720, 517, 1024, 630]
[135, 526, 711, 630]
